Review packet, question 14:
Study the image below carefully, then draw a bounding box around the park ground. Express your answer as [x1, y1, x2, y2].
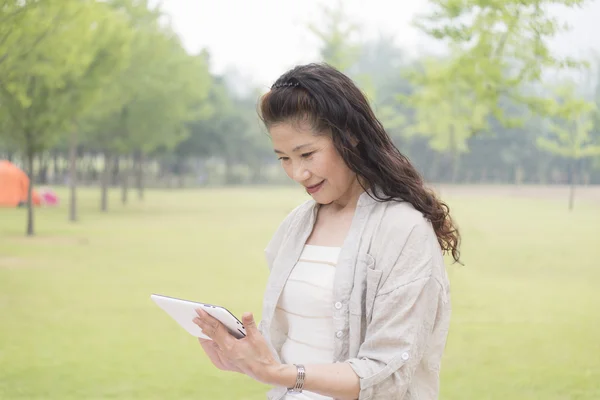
[1, 185, 599, 399]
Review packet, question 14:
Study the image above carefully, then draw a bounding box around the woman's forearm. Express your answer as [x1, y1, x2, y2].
[267, 362, 360, 400]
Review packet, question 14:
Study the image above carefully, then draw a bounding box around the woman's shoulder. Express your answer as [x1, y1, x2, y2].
[361, 188, 429, 229]
[368, 199, 446, 291]
[374, 199, 433, 238]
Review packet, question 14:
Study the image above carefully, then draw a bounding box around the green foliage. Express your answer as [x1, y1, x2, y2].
[307, 0, 361, 72]
[0, 1, 134, 154]
[176, 77, 238, 159]
[0, 0, 141, 234]
[0, 0, 64, 74]
[537, 81, 600, 159]
[400, 57, 490, 154]
[2, 0, 600, 196]
[83, 4, 213, 156]
[413, 0, 591, 126]
[0, 0, 217, 233]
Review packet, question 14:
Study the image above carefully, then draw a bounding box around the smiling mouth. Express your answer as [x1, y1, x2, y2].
[305, 180, 324, 194]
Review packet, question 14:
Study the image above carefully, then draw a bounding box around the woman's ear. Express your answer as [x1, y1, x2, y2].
[349, 135, 359, 147]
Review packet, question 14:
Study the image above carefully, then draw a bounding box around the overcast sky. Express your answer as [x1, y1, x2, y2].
[160, 0, 600, 88]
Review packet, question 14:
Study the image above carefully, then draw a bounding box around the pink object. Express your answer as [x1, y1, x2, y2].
[40, 188, 59, 206]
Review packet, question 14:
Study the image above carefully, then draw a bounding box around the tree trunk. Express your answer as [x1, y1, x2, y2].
[121, 155, 129, 205]
[568, 159, 578, 211]
[569, 177, 576, 211]
[112, 155, 120, 186]
[90, 155, 100, 185]
[86, 155, 95, 185]
[175, 156, 185, 188]
[26, 149, 35, 236]
[133, 151, 145, 200]
[69, 131, 78, 222]
[100, 152, 111, 212]
[53, 152, 60, 184]
[38, 154, 49, 185]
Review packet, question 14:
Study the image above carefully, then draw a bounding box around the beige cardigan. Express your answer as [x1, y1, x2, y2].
[258, 188, 451, 400]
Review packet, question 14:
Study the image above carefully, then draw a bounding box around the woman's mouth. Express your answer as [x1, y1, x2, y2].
[306, 181, 325, 194]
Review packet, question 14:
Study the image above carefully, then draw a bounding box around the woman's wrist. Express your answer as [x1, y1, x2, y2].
[264, 363, 297, 388]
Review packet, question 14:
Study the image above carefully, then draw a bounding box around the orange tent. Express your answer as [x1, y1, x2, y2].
[0, 160, 41, 207]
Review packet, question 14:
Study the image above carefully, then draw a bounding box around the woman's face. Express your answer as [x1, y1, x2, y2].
[269, 121, 361, 206]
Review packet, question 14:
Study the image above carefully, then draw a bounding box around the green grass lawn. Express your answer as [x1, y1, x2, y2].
[1, 186, 599, 399]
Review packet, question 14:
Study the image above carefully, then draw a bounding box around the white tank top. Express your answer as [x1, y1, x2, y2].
[276, 244, 341, 400]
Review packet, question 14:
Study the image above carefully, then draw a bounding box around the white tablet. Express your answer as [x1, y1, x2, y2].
[150, 293, 246, 340]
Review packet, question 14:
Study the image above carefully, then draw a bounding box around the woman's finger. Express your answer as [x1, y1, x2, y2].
[194, 309, 236, 351]
[193, 313, 219, 340]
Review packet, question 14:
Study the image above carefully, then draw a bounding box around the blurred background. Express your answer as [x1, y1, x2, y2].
[1, 0, 599, 399]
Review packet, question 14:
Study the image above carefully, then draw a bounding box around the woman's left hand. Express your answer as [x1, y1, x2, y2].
[193, 309, 281, 385]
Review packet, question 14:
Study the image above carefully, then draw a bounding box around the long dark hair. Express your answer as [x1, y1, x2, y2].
[258, 63, 461, 264]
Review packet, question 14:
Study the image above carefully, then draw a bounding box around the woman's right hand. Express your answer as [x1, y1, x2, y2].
[198, 338, 242, 373]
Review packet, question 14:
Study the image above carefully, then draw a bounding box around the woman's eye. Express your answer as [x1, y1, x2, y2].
[301, 151, 314, 158]
[278, 157, 289, 161]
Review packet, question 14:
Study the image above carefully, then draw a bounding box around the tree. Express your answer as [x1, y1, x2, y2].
[307, 0, 361, 73]
[400, 57, 490, 182]
[84, 10, 212, 208]
[0, 0, 131, 235]
[537, 81, 600, 210]
[413, 0, 591, 127]
[195, 76, 248, 184]
[0, 1, 63, 73]
[63, 3, 133, 222]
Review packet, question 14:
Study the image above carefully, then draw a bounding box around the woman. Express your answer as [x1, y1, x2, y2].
[193, 63, 461, 400]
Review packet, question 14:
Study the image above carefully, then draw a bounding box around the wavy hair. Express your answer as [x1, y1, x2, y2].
[258, 63, 461, 263]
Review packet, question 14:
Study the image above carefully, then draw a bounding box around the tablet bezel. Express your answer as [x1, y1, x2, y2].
[151, 293, 247, 340]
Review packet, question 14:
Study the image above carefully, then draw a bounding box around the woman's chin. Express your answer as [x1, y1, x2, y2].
[311, 194, 334, 205]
